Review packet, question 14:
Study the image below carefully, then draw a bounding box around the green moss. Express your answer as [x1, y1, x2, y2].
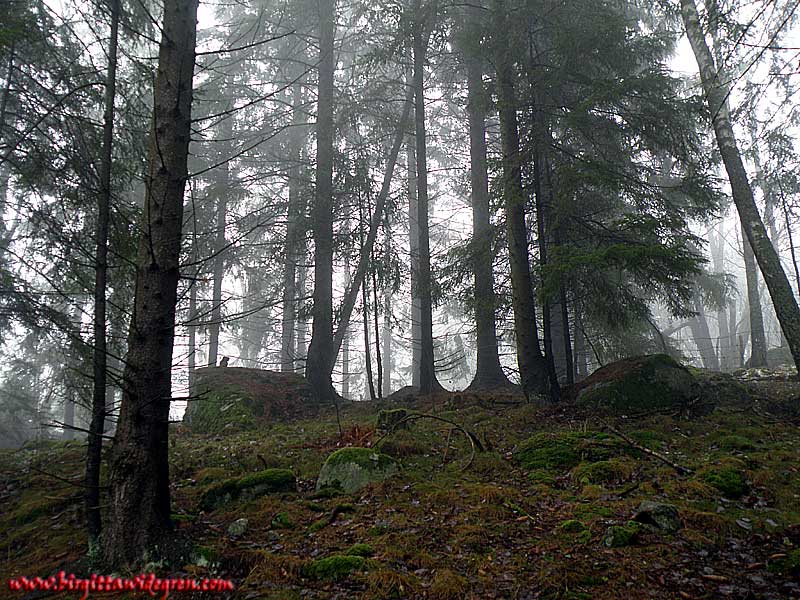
[572, 458, 633, 485]
[717, 435, 756, 452]
[602, 521, 642, 548]
[515, 431, 623, 472]
[700, 466, 749, 498]
[270, 512, 294, 529]
[194, 467, 229, 484]
[376, 408, 410, 431]
[559, 519, 587, 533]
[199, 468, 296, 511]
[304, 555, 369, 580]
[528, 469, 557, 485]
[185, 388, 257, 434]
[429, 568, 467, 600]
[345, 543, 374, 557]
[325, 447, 395, 470]
[578, 354, 694, 412]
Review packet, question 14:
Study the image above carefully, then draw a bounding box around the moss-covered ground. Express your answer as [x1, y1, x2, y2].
[1, 374, 800, 599]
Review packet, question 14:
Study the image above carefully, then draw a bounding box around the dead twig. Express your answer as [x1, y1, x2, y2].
[374, 412, 485, 471]
[599, 419, 693, 476]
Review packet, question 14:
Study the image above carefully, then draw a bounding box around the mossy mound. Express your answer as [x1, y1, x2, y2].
[699, 464, 749, 498]
[376, 408, 410, 432]
[574, 354, 698, 413]
[316, 447, 398, 493]
[572, 458, 634, 485]
[199, 468, 296, 511]
[514, 431, 627, 472]
[304, 555, 370, 580]
[184, 367, 316, 433]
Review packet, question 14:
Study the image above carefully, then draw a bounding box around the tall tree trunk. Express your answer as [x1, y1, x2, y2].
[305, 0, 337, 401]
[281, 79, 306, 372]
[296, 262, 308, 374]
[382, 222, 392, 397]
[688, 293, 720, 370]
[342, 323, 350, 398]
[572, 312, 588, 381]
[207, 113, 232, 366]
[412, 0, 442, 394]
[187, 278, 197, 390]
[101, 0, 198, 566]
[711, 226, 731, 371]
[371, 250, 383, 399]
[493, 0, 551, 402]
[358, 194, 376, 401]
[86, 0, 118, 547]
[680, 0, 800, 373]
[741, 223, 767, 367]
[462, 22, 510, 391]
[408, 136, 421, 388]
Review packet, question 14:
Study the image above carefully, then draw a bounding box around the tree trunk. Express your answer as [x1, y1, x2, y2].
[281, 79, 306, 372]
[572, 313, 588, 381]
[359, 194, 376, 401]
[296, 263, 308, 374]
[187, 278, 197, 390]
[710, 225, 731, 370]
[342, 324, 350, 398]
[681, 0, 800, 373]
[207, 112, 232, 367]
[741, 223, 767, 367]
[462, 22, 510, 391]
[305, 0, 337, 401]
[408, 136, 421, 388]
[412, 0, 442, 394]
[101, 0, 198, 566]
[86, 0, 118, 547]
[493, 0, 551, 402]
[382, 222, 392, 397]
[688, 293, 720, 370]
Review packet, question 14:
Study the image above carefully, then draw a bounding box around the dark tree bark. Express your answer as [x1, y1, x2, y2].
[462, 20, 511, 391]
[688, 293, 720, 370]
[493, 0, 551, 402]
[281, 79, 306, 372]
[101, 0, 198, 566]
[86, 0, 119, 547]
[305, 0, 337, 401]
[681, 0, 800, 372]
[407, 135, 421, 388]
[412, 0, 442, 394]
[741, 224, 767, 367]
[207, 113, 231, 367]
[382, 224, 392, 396]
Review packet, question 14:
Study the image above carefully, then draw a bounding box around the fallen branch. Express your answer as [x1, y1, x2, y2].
[374, 412, 484, 471]
[599, 419, 693, 476]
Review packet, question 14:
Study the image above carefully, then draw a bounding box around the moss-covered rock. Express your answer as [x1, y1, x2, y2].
[316, 447, 398, 493]
[559, 519, 587, 533]
[199, 468, 296, 511]
[304, 555, 369, 580]
[184, 367, 316, 432]
[602, 521, 642, 548]
[575, 354, 697, 413]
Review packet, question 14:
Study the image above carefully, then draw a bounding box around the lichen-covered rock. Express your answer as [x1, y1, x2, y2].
[199, 468, 296, 511]
[316, 447, 398, 493]
[632, 501, 681, 534]
[574, 354, 698, 413]
[227, 518, 248, 536]
[184, 367, 316, 433]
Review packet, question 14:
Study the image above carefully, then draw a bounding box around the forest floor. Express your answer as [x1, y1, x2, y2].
[2, 372, 800, 599]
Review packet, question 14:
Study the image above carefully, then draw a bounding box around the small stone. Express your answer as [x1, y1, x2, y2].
[228, 517, 248, 536]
